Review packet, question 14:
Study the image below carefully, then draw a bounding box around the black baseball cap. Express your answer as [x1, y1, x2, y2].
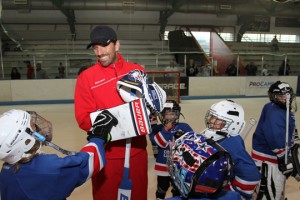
[86, 26, 117, 49]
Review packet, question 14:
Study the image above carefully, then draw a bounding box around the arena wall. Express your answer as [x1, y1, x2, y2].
[189, 76, 298, 97]
[0, 76, 298, 103]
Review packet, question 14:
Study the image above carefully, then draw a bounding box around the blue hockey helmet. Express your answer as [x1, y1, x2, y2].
[159, 99, 181, 126]
[167, 132, 232, 198]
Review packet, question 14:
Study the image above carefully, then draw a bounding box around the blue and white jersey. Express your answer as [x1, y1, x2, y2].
[252, 102, 295, 164]
[150, 123, 193, 176]
[165, 190, 242, 200]
[0, 138, 106, 200]
[218, 135, 260, 200]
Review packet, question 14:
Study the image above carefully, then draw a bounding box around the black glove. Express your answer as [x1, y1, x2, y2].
[290, 143, 300, 181]
[87, 110, 118, 143]
[174, 130, 185, 140]
[278, 156, 293, 177]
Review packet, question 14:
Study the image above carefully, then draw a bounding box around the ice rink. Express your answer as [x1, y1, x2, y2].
[0, 97, 299, 200]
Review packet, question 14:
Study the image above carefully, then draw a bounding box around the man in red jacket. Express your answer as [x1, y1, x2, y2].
[74, 25, 147, 200]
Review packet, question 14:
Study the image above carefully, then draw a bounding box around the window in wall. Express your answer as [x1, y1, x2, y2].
[164, 30, 211, 54]
[219, 33, 234, 41]
[279, 35, 297, 43]
[192, 32, 210, 55]
[165, 30, 234, 42]
[163, 31, 169, 40]
[296, 35, 300, 43]
[241, 34, 261, 42]
[264, 34, 273, 43]
[165, 30, 299, 43]
[242, 33, 298, 43]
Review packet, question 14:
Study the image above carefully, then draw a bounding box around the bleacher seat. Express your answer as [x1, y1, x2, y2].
[227, 41, 300, 75]
[1, 40, 175, 79]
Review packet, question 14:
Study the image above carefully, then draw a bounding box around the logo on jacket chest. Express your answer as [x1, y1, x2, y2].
[94, 79, 106, 85]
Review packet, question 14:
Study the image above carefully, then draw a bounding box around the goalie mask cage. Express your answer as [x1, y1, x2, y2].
[147, 71, 181, 103]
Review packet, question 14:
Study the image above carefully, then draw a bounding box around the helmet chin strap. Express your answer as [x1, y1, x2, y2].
[204, 129, 229, 142]
[215, 131, 230, 138]
[162, 118, 178, 126]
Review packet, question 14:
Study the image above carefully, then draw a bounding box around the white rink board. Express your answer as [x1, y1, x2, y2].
[0, 76, 298, 103]
[188, 76, 297, 97]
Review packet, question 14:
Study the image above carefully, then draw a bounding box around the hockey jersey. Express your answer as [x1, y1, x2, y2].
[252, 102, 295, 164]
[218, 135, 260, 200]
[150, 123, 193, 176]
[0, 138, 106, 200]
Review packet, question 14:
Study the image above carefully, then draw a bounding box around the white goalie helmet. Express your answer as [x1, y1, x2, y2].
[204, 100, 245, 141]
[117, 70, 145, 102]
[117, 70, 167, 114]
[0, 109, 36, 164]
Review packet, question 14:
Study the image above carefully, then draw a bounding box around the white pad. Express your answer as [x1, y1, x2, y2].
[90, 98, 151, 141]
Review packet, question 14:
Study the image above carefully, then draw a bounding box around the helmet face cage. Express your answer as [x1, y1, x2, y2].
[28, 111, 53, 142]
[268, 81, 297, 112]
[159, 100, 181, 125]
[204, 100, 245, 136]
[167, 132, 232, 198]
[205, 110, 232, 132]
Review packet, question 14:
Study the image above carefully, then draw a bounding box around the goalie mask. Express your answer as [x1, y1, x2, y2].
[159, 100, 181, 126]
[0, 109, 37, 164]
[203, 100, 245, 141]
[167, 132, 232, 198]
[268, 81, 297, 112]
[116, 70, 167, 114]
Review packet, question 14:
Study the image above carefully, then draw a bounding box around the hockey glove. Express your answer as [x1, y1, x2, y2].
[174, 130, 185, 140]
[278, 156, 294, 177]
[87, 110, 118, 143]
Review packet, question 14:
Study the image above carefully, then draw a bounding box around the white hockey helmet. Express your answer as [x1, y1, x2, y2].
[0, 109, 36, 164]
[117, 70, 145, 102]
[204, 100, 245, 140]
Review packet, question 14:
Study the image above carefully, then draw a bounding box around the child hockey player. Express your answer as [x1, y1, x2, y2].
[165, 131, 242, 200]
[0, 109, 117, 200]
[150, 100, 193, 200]
[201, 100, 260, 200]
[252, 81, 297, 199]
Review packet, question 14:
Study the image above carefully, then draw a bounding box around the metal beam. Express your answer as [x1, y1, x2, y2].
[2, 0, 300, 17]
[50, 0, 76, 40]
[159, 0, 190, 39]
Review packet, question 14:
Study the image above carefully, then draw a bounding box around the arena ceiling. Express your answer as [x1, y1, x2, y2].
[1, 0, 300, 43]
